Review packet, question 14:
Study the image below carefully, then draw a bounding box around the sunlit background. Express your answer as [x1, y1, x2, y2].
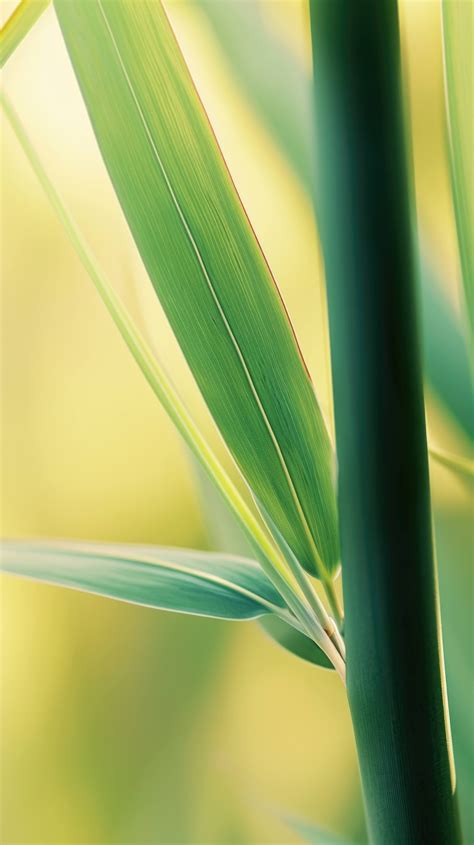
[1, 1, 472, 842]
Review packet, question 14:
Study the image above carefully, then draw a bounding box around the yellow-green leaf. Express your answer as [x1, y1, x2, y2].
[0, 0, 50, 68]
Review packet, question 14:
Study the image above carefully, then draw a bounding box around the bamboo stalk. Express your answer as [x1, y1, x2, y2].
[309, 2, 461, 842]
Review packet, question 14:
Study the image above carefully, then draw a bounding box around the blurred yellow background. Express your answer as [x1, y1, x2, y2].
[1, 1, 472, 843]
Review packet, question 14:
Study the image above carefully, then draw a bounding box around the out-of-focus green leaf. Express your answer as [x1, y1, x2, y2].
[199, 0, 473, 441]
[435, 511, 474, 841]
[53, 0, 338, 580]
[286, 815, 354, 844]
[420, 248, 473, 440]
[259, 615, 333, 670]
[429, 446, 474, 481]
[0, 0, 50, 67]
[198, 0, 313, 187]
[1, 539, 287, 621]
[442, 0, 474, 336]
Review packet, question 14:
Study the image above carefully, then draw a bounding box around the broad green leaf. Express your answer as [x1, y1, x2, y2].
[259, 616, 333, 670]
[442, 0, 474, 336]
[53, 0, 339, 580]
[199, 0, 473, 441]
[1, 539, 287, 621]
[0, 0, 50, 68]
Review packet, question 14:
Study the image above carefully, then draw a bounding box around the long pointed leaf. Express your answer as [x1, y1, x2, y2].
[53, 0, 339, 580]
[1, 539, 286, 621]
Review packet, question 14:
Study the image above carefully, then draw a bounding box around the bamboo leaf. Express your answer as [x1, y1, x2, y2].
[259, 616, 333, 670]
[442, 0, 474, 336]
[199, 0, 473, 441]
[53, 0, 339, 580]
[0, 0, 50, 68]
[1, 539, 287, 621]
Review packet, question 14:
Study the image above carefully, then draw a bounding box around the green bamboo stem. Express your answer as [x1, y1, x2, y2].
[310, 2, 460, 842]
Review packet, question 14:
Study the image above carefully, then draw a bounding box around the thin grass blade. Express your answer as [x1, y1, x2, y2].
[0, 0, 50, 67]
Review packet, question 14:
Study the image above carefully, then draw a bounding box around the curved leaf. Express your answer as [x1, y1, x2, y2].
[259, 616, 333, 670]
[53, 0, 339, 579]
[443, 0, 474, 336]
[1, 539, 286, 621]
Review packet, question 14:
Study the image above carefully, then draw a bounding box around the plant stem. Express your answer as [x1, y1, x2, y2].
[310, 2, 460, 842]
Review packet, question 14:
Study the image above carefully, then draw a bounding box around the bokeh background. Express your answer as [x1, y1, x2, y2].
[1, 1, 472, 842]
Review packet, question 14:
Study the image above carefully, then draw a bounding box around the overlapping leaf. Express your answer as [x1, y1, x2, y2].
[53, 0, 339, 579]
[1, 539, 286, 621]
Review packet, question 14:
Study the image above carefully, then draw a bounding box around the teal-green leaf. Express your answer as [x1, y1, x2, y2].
[53, 0, 339, 579]
[442, 0, 474, 337]
[1, 539, 286, 621]
[259, 616, 333, 670]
